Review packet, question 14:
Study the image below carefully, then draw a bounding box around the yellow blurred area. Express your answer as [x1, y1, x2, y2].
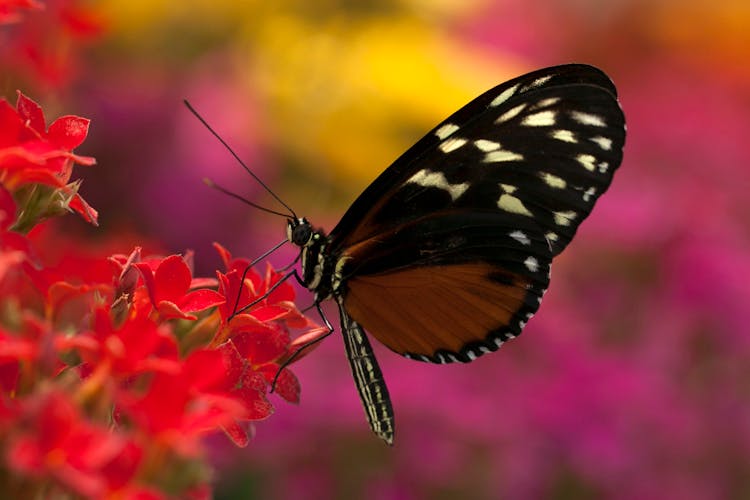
[97, 0, 522, 189]
[247, 15, 524, 185]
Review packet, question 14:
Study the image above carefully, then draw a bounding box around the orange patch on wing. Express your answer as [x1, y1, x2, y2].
[343, 262, 529, 357]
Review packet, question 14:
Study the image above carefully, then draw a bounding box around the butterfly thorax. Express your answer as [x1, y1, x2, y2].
[287, 217, 342, 301]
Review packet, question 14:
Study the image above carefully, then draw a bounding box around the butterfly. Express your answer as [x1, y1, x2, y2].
[193, 63, 626, 446]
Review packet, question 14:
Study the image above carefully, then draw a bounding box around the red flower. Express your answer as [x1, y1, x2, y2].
[185, 342, 275, 448]
[231, 324, 302, 404]
[0, 91, 97, 226]
[0, 0, 42, 25]
[214, 243, 310, 329]
[78, 307, 181, 379]
[135, 254, 225, 321]
[0, 0, 104, 86]
[5, 390, 141, 498]
[121, 346, 252, 454]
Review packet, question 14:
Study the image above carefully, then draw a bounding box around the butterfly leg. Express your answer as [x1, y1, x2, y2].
[270, 300, 335, 392]
[230, 239, 289, 317]
[231, 268, 303, 320]
[337, 297, 395, 445]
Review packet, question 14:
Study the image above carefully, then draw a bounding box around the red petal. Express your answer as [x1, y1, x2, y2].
[275, 301, 313, 328]
[232, 326, 290, 365]
[47, 115, 90, 150]
[235, 370, 274, 420]
[190, 276, 218, 288]
[183, 348, 228, 391]
[262, 365, 300, 403]
[250, 304, 294, 322]
[221, 421, 250, 448]
[133, 262, 157, 307]
[15, 91, 45, 136]
[153, 255, 191, 303]
[285, 325, 330, 363]
[0, 185, 17, 230]
[212, 242, 232, 270]
[264, 264, 295, 303]
[177, 288, 225, 313]
[0, 100, 22, 148]
[156, 300, 197, 321]
[47, 281, 91, 312]
[69, 193, 99, 226]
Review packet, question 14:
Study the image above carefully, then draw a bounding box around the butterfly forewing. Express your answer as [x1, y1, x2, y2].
[329, 64, 623, 252]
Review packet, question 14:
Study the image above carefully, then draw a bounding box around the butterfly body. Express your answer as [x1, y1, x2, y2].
[285, 64, 625, 445]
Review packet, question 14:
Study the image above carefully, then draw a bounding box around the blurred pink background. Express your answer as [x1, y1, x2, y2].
[2, 0, 749, 498]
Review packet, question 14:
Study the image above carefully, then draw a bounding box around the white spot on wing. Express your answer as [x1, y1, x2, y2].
[498, 184, 533, 216]
[474, 139, 501, 152]
[598, 162, 610, 173]
[590, 136, 613, 150]
[524, 256, 539, 272]
[496, 103, 526, 123]
[577, 154, 597, 171]
[531, 97, 560, 110]
[551, 129, 577, 143]
[484, 150, 524, 163]
[529, 75, 553, 88]
[509, 230, 530, 246]
[490, 83, 519, 107]
[406, 169, 469, 201]
[540, 172, 566, 189]
[583, 186, 597, 202]
[571, 111, 606, 127]
[522, 110, 556, 127]
[545, 231, 559, 242]
[554, 210, 577, 226]
[439, 137, 467, 153]
[434, 123, 460, 140]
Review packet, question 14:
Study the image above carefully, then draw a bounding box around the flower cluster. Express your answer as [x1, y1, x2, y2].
[0, 0, 103, 87]
[0, 93, 323, 498]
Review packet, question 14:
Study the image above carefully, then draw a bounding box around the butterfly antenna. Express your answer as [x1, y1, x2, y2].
[184, 99, 297, 219]
[203, 178, 290, 218]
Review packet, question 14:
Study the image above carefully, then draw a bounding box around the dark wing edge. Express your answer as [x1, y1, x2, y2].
[336, 296, 395, 445]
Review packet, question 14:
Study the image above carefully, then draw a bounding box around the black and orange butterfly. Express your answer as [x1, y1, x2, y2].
[193, 64, 626, 445]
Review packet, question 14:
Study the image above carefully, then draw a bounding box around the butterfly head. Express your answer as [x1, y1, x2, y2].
[286, 217, 315, 248]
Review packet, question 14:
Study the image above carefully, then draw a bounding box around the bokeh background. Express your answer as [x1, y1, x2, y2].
[2, 0, 750, 498]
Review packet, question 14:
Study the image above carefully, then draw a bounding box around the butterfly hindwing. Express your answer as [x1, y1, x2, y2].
[340, 210, 552, 362]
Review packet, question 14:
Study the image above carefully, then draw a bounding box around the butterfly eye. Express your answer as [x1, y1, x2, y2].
[290, 219, 314, 247]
